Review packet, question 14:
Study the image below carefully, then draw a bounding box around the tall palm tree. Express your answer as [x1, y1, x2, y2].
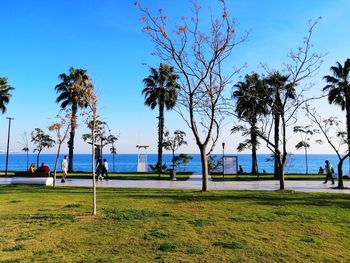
[0, 77, 14, 113]
[142, 63, 180, 177]
[323, 58, 350, 188]
[55, 67, 94, 172]
[233, 73, 269, 175]
[265, 72, 295, 180]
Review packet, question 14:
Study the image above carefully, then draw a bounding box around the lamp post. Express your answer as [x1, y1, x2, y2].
[5, 117, 14, 177]
[222, 142, 225, 179]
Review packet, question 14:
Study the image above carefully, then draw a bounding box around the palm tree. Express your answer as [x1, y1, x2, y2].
[264, 72, 296, 181]
[323, 58, 350, 188]
[294, 125, 316, 175]
[0, 77, 14, 113]
[55, 67, 94, 172]
[233, 73, 269, 175]
[142, 63, 180, 177]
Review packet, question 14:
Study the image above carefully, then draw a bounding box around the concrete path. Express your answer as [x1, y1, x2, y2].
[1, 175, 349, 194]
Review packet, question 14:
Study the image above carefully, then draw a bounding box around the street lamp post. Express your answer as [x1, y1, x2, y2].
[5, 117, 14, 177]
[222, 142, 225, 179]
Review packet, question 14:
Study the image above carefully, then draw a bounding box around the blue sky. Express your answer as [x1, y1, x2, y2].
[0, 0, 349, 154]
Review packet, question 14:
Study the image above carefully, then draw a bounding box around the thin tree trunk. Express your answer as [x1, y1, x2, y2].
[251, 124, 258, 176]
[92, 110, 97, 215]
[274, 113, 280, 179]
[53, 143, 62, 187]
[157, 102, 165, 177]
[36, 150, 41, 168]
[279, 159, 285, 190]
[68, 103, 78, 172]
[337, 158, 345, 189]
[26, 151, 29, 170]
[199, 145, 208, 191]
[346, 97, 350, 174]
[305, 147, 309, 175]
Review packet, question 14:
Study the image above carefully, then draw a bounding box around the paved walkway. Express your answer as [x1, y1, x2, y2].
[1, 175, 349, 193]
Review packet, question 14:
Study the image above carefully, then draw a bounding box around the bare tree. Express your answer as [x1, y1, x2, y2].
[251, 19, 324, 189]
[48, 113, 71, 187]
[306, 106, 348, 189]
[136, 0, 247, 190]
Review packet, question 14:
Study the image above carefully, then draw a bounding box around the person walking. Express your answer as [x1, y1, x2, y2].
[102, 159, 109, 180]
[96, 158, 103, 181]
[324, 160, 335, 185]
[61, 155, 68, 183]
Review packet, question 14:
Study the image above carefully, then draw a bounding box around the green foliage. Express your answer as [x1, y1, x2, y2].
[31, 128, 55, 153]
[146, 230, 170, 239]
[186, 246, 205, 255]
[104, 208, 159, 221]
[323, 58, 350, 111]
[3, 245, 24, 252]
[208, 155, 223, 173]
[173, 153, 193, 172]
[300, 236, 316, 243]
[158, 242, 176, 252]
[149, 163, 168, 173]
[0, 77, 14, 114]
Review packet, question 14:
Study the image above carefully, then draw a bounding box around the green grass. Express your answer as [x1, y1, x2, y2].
[0, 185, 350, 262]
[0, 171, 190, 181]
[211, 173, 346, 181]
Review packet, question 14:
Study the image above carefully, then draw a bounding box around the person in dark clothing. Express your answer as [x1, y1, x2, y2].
[102, 159, 109, 180]
[238, 165, 243, 174]
[96, 159, 103, 181]
[324, 160, 335, 184]
[36, 162, 50, 176]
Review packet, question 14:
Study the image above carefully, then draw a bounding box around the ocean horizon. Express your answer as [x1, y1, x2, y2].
[1, 153, 349, 174]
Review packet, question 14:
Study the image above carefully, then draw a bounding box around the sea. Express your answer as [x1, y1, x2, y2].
[0, 153, 349, 174]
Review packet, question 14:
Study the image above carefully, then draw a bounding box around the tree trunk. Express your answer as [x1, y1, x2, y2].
[36, 150, 42, 168]
[157, 102, 165, 177]
[274, 113, 280, 179]
[26, 151, 29, 170]
[305, 147, 309, 175]
[53, 143, 62, 187]
[345, 97, 350, 174]
[68, 103, 78, 172]
[92, 110, 97, 215]
[278, 158, 285, 190]
[337, 158, 345, 189]
[250, 125, 258, 175]
[199, 145, 208, 191]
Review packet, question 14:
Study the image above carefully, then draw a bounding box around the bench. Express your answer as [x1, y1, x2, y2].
[11, 177, 53, 186]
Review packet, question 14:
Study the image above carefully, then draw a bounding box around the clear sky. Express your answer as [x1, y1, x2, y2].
[0, 0, 349, 155]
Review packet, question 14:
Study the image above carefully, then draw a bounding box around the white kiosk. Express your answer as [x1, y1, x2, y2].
[136, 145, 149, 172]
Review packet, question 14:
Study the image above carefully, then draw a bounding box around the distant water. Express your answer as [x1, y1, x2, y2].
[0, 153, 349, 174]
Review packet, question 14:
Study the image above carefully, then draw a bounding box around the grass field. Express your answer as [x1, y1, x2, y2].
[210, 173, 349, 181]
[0, 172, 190, 181]
[1, 186, 350, 262]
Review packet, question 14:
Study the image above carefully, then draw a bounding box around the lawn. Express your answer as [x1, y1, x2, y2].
[211, 173, 346, 181]
[1, 186, 350, 262]
[0, 172, 191, 181]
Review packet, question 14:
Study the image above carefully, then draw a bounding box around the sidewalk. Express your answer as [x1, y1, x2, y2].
[1, 175, 349, 193]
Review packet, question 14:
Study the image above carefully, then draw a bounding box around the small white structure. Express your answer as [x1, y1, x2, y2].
[223, 156, 238, 174]
[136, 145, 149, 172]
[11, 177, 53, 186]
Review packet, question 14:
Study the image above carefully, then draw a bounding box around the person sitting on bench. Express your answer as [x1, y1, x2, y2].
[36, 162, 51, 176]
[28, 163, 36, 173]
